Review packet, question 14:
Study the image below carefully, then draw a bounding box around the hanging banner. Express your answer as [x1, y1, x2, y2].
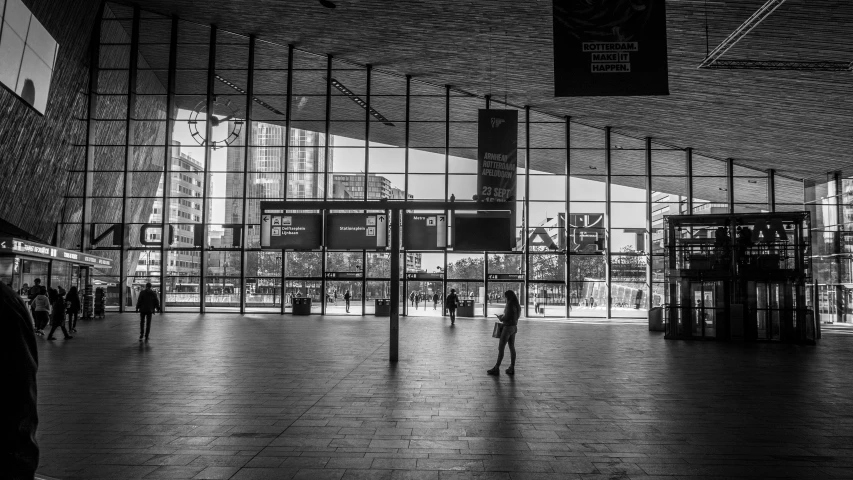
[553, 0, 669, 96]
[477, 109, 518, 203]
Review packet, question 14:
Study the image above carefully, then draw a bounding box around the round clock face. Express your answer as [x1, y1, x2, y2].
[188, 98, 244, 149]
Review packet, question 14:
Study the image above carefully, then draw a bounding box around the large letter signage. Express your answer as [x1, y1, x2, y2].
[477, 109, 518, 203]
[553, 0, 669, 96]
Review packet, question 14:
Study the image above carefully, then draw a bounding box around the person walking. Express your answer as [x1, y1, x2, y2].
[135, 282, 160, 341]
[415, 292, 421, 310]
[409, 291, 415, 307]
[47, 291, 72, 341]
[487, 290, 521, 376]
[432, 292, 439, 310]
[445, 288, 458, 325]
[31, 287, 51, 337]
[65, 286, 81, 333]
[344, 290, 351, 313]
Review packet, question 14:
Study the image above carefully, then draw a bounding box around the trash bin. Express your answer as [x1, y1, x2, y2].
[292, 297, 312, 315]
[374, 299, 391, 316]
[648, 306, 663, 331]
[457, 299, 475, 317]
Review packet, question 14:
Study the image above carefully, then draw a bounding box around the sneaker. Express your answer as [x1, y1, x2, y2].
[144, 337, 149, 341]
[139, 336, 144, 341]
[505, 367, 514, 375]
[486, 367, 500, 376]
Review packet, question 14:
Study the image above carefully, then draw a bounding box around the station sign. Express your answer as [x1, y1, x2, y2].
[487, 273, 523, 281]
[0, 236, 113, 269]
[403, 214, 447, 250]
[260, 213, 323, 250]
[324, 272, 362, 279]
[326, 214, 388, 250]
[406, 272, 444, 281]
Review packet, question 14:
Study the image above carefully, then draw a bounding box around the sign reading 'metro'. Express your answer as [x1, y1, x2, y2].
[260, 213, 323, 250]
[403, 214, 447, 250]
[553, 0, 669, 96]
[326, 214, 388, 250]
[477, 109, 518, 203]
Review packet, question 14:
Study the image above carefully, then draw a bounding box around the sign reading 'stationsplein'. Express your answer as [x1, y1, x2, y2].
[477, 109, 518, 203]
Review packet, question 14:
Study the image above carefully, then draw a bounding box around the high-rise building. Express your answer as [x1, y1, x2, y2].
[224, 123, 332, 247]
[135, 142, 204, 277]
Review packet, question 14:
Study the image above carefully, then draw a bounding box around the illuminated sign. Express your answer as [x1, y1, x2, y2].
[403, 214, 447, 250]
[326, 214, 388, 250]
[260, 213, 323, 250]
[0, 236, 112, 268]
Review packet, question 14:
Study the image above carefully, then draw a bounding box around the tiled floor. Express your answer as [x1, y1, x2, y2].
[33, 313, 853, 479]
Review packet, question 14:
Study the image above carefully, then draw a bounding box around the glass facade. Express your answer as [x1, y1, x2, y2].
[63, 3, 834, 319]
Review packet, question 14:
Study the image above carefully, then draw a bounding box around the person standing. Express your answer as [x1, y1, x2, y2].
[343, 290, 351, 313]
[0, 281, 40, 479]
[409, 291, 415, 307]
[135, 282, 160, 341]
[433, 292, 439, 310]
[487, 290, 521, 376]
[47, 292, 72, 341]
[415, 292, 421, 310]
[445, 288, 458, 325]
[31, 287, 51, 337]
[65, 286, 81, 333]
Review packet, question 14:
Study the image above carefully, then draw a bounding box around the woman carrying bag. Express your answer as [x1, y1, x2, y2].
[487, 290, 521, 376]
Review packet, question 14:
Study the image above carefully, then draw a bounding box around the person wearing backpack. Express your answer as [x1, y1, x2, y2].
[65, 286, 81, 333]
[445, 288, 458, 325]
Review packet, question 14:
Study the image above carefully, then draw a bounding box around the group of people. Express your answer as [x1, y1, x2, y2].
[409, 291, 441, 310]
[325, 289, 353, 312]
[20, 278, 81, 341]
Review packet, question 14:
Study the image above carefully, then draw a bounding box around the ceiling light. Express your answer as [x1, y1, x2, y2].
[320, 0, 336, 8]
[328, 78, 395, 127]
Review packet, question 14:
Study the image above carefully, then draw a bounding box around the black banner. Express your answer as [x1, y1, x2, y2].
[260, 213, 323, 250]
[553, 0, 669, 96]
[403, 213, 447, 250]
[477, 109, 518, 203]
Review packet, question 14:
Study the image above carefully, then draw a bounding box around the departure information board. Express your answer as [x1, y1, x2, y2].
[325, 214, 388, 250]
[403, 214, 447, 250]
[260, 213, 323, 250]
[453, 211, 514, 251]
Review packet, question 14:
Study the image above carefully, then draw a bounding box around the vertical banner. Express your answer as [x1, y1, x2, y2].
[477, 109, 518, 203]
[553, 0, 669, 96]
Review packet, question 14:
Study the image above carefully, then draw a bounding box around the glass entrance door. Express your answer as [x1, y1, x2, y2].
[406, 281, 443, 317]
[284, 280, 322, 314]
[487, 282, 523, 316]
[690, 281, 719, 338]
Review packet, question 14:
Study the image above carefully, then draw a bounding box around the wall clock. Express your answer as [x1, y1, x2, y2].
[188, 97, 243, 149]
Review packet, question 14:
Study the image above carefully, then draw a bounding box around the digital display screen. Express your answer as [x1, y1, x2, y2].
[261, 213, 323, 250]
[0, 0, 59, 114]
[326, 214, 388, 250]
[453, 212, 513, 251]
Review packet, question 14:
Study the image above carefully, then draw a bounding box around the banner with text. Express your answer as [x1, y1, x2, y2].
[477, 109, 518, 203]
[553, 0, 669, 96]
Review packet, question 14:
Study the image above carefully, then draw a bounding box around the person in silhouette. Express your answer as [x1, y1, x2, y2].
[445, 288, 459, 325]
[135, 283, 160, 341]
[31, 287, 51, 336]
[47, 291, 72, 341]
[65, 286, 80, 333]
[433, 292, 440, 310]
[0, 281, 40, 478]
[344, 290, 351, 313]
[488, 290, 521, 376]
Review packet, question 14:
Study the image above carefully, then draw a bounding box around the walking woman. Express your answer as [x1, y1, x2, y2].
[487, 290, 520, 376]
[32, 286, 51, 336]
[66, 286, 81, 333]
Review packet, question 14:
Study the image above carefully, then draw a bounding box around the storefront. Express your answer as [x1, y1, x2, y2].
[0, 237, 113, 303]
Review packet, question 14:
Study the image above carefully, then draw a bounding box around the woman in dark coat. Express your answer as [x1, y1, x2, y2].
[65, 286, 81, 333]
[487, 290, 520, 376]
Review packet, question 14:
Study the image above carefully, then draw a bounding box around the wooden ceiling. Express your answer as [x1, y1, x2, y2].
[112, 0, 853, 184]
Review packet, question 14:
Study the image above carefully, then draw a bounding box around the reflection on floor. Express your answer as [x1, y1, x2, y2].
[34, 313, 853, 479]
